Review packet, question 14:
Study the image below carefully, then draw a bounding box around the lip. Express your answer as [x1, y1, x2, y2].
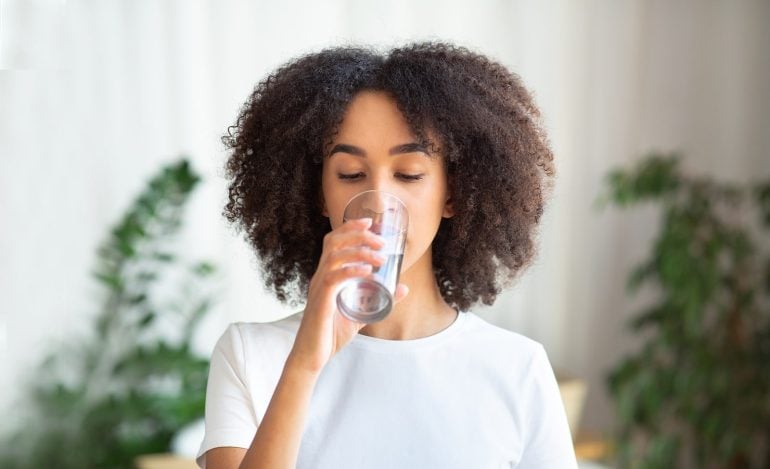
[371, 221, 407, 235]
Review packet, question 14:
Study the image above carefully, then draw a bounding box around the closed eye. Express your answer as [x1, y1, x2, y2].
[397, 173, 424, 181]
[337, 173, 424, 181]
[337, 172, 364, 180]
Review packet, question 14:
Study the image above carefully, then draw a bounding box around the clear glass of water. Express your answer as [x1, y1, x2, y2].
[336, 190, 408, 323]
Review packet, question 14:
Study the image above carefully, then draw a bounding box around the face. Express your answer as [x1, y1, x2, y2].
[320, 90, 454, 275]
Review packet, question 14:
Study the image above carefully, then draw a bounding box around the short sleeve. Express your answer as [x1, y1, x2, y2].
[516, 344, 579, 469]
[196, 324, 258, 468]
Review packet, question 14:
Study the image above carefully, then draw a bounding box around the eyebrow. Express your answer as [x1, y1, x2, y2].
[327, 142, 437, 159]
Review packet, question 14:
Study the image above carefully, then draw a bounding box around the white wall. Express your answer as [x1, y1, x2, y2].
[1, 0, 768, 438]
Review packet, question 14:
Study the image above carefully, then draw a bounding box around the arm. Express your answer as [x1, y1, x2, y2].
[203, 218, 407, 469]
[237, 357, 319, 469]
[516, 345, 579, 469]
[206, 357, 319, 469]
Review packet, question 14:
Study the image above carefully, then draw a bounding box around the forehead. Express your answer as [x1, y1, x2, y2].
[326, 91, 442, 158]
[336, 91, 413, 139]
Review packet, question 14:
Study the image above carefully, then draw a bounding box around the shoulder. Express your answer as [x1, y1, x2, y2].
[461, 311, 544, 358]
[213, 311, 303, 367]
[229, 311, 303, 341]
[454, 312, 550, 386]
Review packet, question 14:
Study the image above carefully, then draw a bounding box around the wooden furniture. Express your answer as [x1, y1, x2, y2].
[574, 428, 614, 464]
[135, 454, 198, 469]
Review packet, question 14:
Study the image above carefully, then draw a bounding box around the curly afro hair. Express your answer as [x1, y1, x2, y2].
[222, 41, 555, 311]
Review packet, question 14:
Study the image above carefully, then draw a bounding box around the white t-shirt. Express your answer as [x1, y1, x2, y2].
[197, 311, 578, 468]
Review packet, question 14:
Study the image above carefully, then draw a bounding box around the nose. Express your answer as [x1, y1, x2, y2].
[348, 169, 409, 229]
[355, 186, 408, 235]
[361, 194, 388, 214]
[365, 170, 401, 201]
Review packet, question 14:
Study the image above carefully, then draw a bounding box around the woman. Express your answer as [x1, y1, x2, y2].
[198, 41, 578, 468]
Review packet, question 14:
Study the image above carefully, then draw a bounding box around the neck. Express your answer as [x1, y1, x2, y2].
[358, 251, 458, 341]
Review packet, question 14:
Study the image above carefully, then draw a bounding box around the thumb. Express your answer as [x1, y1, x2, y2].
[393, 283, 409, 303]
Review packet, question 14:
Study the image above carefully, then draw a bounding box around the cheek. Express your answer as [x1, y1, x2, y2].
[321, 181, 353, 228]
[402, 204, 442, 255]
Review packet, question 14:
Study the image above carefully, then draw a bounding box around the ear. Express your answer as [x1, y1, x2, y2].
[442, 195, 454, 218]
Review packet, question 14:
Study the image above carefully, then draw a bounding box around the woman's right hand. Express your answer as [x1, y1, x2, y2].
[287, 218, 409, 376]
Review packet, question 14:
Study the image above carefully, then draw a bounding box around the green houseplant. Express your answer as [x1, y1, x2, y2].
[600, 154, 770, 468]
[0, 159, 217, 468]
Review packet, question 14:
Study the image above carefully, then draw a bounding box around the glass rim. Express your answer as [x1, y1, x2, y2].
[343, 189, 407, 212]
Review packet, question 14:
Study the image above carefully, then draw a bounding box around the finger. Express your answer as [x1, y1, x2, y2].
[322, 263, 374, 289]
[328, 246, 387, 270]
[329, 228, 386, 252]
[320, 218, 373, 255]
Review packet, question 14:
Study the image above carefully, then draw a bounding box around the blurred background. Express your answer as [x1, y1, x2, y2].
[1, 0, 768, 467]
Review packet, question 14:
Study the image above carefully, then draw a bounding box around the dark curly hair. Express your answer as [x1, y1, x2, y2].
[222, 41, 555, 311]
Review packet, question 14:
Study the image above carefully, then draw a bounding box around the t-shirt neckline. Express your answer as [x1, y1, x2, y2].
[348, 310, 470, 352]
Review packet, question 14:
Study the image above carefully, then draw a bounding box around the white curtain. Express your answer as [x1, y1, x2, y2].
[1, 0, 768, 438]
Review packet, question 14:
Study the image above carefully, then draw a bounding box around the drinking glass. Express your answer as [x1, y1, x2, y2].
[336, 190, 408, 323]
